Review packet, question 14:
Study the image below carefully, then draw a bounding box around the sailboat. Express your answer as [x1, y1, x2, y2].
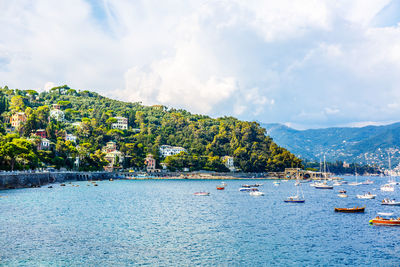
[314, 155, 333, 189]
[349, 165, 362, 186]
[284, 173, 305, 203]
[381, 153, 395, 192]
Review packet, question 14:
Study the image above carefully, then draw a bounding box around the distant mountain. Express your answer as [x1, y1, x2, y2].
[261, 122, 400, 168]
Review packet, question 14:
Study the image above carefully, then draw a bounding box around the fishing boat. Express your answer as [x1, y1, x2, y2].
[250, 191, 264, 196]
[334, 206, 365, 213]
[356, 192, 376, 199]
[284, 174, 305, 203]
[369, 216, 400, 226]
[381, 198, 400, 206]
[337, 193, 348, 198]
[194, 192, 210, 196]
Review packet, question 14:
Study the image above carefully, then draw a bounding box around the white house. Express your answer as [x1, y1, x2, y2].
[38, 138, 51, 150]
[159, 145, 186, 157]
[65, 134, 77, 143]
[50, 109, 64, 122]
[223, 156, 236, 172]
[111, 116, 128, 130]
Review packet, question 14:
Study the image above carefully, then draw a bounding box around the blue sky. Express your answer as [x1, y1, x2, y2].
[1, 0, 400, 129]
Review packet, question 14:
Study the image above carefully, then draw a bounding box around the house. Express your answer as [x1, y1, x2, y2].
[38, 138, 50, 150]
[104, 141, 117, 153]
[111, 116, 128, 130]
[145, 154, 159, 173]
[103, 141, 124, 171]
[222, 156, 236, 172]
[10, 112, 27, 128]
[159, 145, 186, 157]
[65, 133, 77, 143]
[35, 129, 47, 139]
[50, 109, 64, 122]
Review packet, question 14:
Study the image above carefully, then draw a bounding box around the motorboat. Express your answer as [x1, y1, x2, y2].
[334, 206, 365, 213]
[250, 191, 264, 196]
[381, 198, 400, 206]
[194, 192, 210, 196]
[216, 186, 225, 190]
[239, 187, 259, 192]
[356, 192, 376, 199]
[284, 195, 305, 203]
[369, 216, 400, 226]
[380, 184, 395, 192]
[339, 190, 346, 193]
[338, 193, 348, 198]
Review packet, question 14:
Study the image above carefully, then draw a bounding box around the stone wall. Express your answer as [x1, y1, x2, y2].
[0, 172, 115, 190]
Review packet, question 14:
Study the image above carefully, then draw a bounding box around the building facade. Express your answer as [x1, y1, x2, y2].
[159, 145, 186, 157]
[222, 156, 236, 172]
[111, 117, 128, 130]
[10, 112, 27, 128]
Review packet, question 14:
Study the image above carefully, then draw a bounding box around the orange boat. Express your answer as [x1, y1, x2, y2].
[370, 217, 400, 226]
[334, 206, 365, 213]
[216, 186, 225, 190]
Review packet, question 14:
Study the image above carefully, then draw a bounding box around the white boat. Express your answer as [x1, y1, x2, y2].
[333, 181, 342, 186]
[377, 212, 394, 216]
[338, 193, 348, 198]
[239, 187, 259, 192]
[250, 191, 264, 196]
[357, 192, 376, 199]
[362, 179, 374, 185]
[381, 198, 400, 205]
[315, 156, 333, 189]
[273, 181, 280, 186]
[284, 174, 305, 203]
[381, 184, 395, 192]
[193, 192, 210, 196]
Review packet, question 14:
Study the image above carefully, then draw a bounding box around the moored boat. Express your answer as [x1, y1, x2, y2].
[216, 186, 225, 190]
[362, 179, 373, 185]
[250, 191, 264, 196]
[194, 192, 210, 196]
[314, 183, 333, 189]
[380, 184, 395, 192]
[381, 198, 400, 206]
[284, 196, 305, 203]
[338, 193, 348, 198]
[334, 206, 365, 213]
[356, 192, 376, 199]
[369, 216, 400, 226]
[239, 187, 259, 192]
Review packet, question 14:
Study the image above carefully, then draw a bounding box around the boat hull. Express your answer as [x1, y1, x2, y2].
[370, 218, 400, 226]
[284, 199, 305, 203]
[315, 186, 333, 189]
[334, 207, 365, 213]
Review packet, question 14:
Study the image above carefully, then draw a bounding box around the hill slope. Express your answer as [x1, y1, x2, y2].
[0, 85, 302, 172]
[262, 122, 400, 167]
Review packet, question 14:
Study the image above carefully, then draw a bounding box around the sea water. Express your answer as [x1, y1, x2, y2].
[1, 177, 400, 266]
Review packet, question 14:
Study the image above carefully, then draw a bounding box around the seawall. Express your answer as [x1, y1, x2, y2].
[0, 171, 115, 190]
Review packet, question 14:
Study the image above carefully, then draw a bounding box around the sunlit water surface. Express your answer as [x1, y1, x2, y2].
[1, 176, 400, 266]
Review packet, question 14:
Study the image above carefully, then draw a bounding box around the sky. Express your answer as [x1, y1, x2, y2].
[1, 0, 400, 129]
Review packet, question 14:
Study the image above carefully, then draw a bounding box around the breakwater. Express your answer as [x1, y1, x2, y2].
[0, 171, 115, 190]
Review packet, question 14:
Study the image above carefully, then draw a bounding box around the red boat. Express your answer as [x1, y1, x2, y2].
[370, 217, 400, 226]
[334, 206, 365, 213]
[216, 186, 225, 190]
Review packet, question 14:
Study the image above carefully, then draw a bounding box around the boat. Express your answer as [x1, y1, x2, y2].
[194, 192, 210, 196]
[273, 181, 280, 186]
[333, 181, 342, 186]
[221, 182, 227, 187]
[216, 186, 225, 190]
[239, 187, 259, 192]
[315, 156, 333, 189]
[284, 173, 305, 203]
[249, 191, 264, 196]
[380, 184, 395, 192]
[356, 192, 376, 199]
[369, 216, 400, 226]
[338, 193, 348, 198]
[381, 198, 400, 206]
[242, 183, 262, 188]
[349, 166, 362, 186]
[362, 179, 374, 185]
[377, 212, 394, 216]
[339, 190, 346, 193]
[334, 206, 365, 213]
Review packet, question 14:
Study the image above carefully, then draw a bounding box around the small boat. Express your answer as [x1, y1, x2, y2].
[194, 192, 210, 196]
[333, 182, 342, 186]
[314, 183, 333, 189]
[109, 178, 114, 181]
[339, 190, 347, 194]
[381, 198, 400, 206]
[362, 179, 374, 185]
[338, 193, 348, 198]
[250, 191, 264, 196]
[94, 184, 98, 186]
[242, 183, 262, 188]
[48, 186, 53, 188]
[216, 186, 225, 190]
[369, 216, 400, 226]
[334, 206, 365, 213]
[273, 181, 280, 186]
[60, 184, 66, 186]
[284, 196, 305, 203]
[377, 212, 394, 216]
[239, 187, 259, 192]
[348, 182, 362, 186]
[357, 192, 376, 199]
[381, 184, 395, 192]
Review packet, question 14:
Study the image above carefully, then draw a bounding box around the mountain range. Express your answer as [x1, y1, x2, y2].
[262, 122, 400, 168]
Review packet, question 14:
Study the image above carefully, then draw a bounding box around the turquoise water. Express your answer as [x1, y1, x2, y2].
[1, 177, 400, 266]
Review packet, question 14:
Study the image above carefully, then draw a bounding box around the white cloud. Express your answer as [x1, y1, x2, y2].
[1, 0, 400, 128]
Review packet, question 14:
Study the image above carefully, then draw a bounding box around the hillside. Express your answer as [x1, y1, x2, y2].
[262, 122, 400, 168]
[0, 85, 302, 172]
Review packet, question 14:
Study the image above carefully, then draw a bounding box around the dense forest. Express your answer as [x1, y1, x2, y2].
[303, 160, 381, 175]
[0, 85, 303, 172]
